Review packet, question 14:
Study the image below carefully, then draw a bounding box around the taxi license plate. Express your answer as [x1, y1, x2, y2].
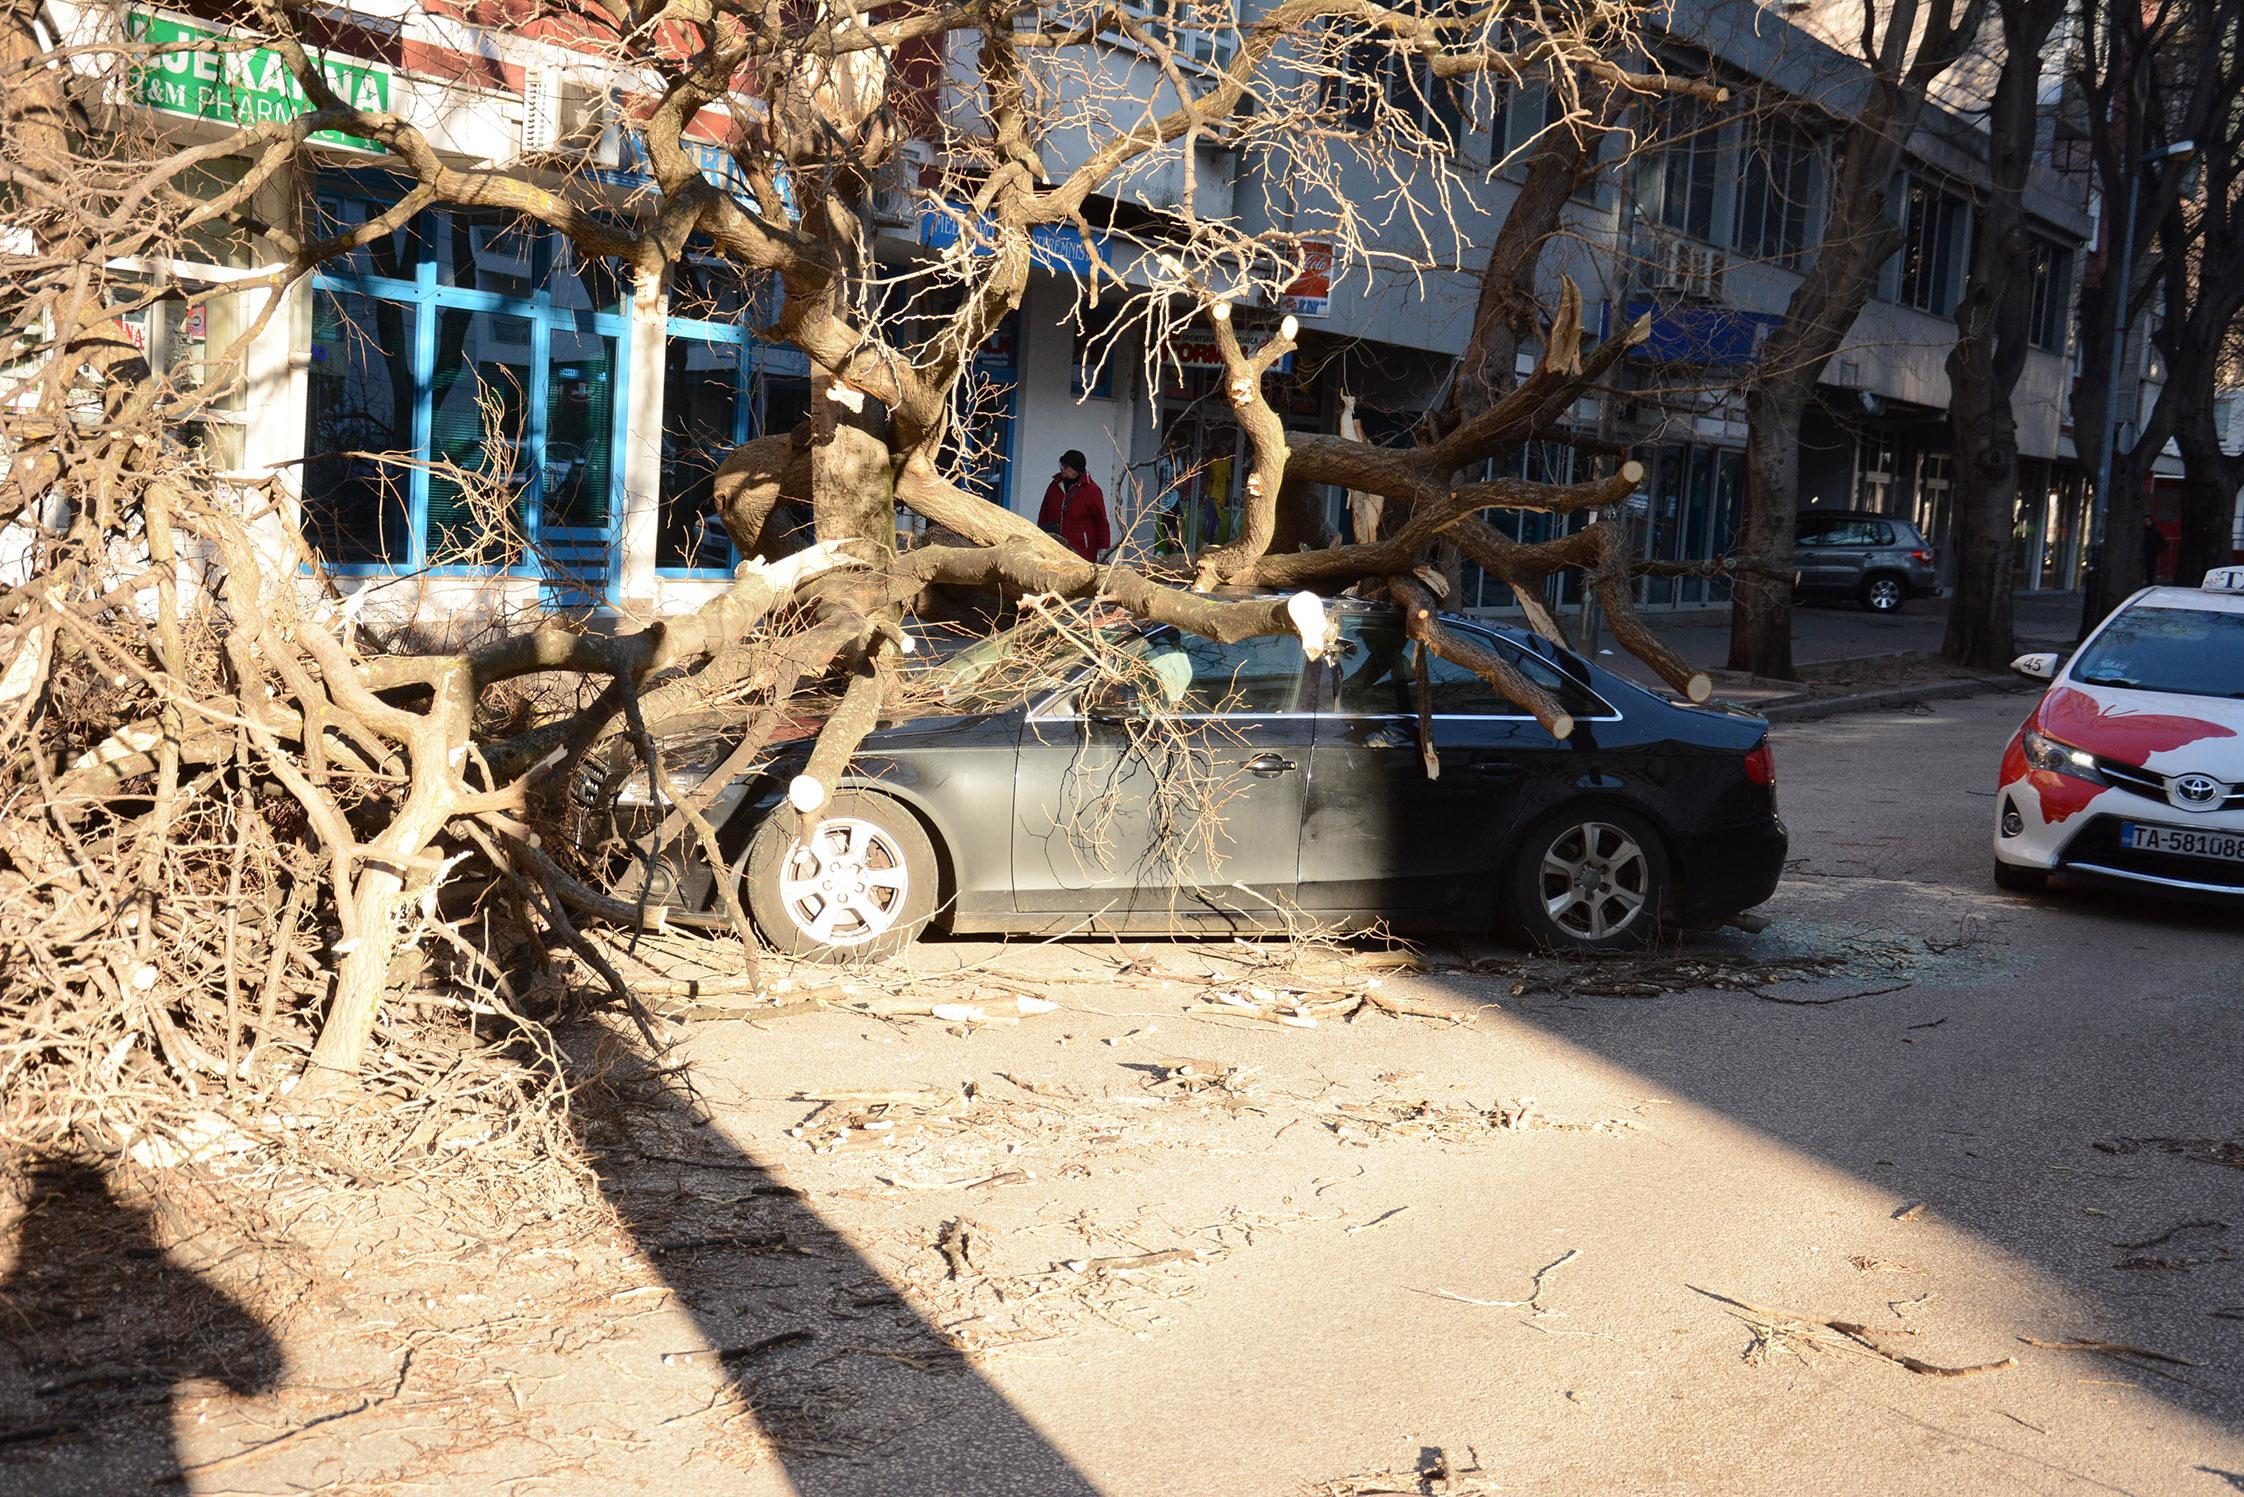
[2120, 822, 2244, 862]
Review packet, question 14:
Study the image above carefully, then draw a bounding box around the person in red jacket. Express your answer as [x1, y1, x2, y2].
[1038, 450, 1111, 562]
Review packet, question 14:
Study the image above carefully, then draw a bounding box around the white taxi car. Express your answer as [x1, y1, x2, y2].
[1993, 567, 2244, 902]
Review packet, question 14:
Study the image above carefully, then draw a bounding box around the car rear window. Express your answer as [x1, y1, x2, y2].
[2071, 605, 2244, 699]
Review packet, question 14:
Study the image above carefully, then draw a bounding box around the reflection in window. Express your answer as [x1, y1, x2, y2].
[545, 324, 617, 531]
[1140, 629, 1304, 712]
[426, 307, 532, 565]
[431, 209, 537, 297]
[1637, 95, 1721, 243]
[2073, 607, 2244, 698]
[1734, 122, 1815, 267]
[661, 338, 741, 569]
[303, 289, 416, 564]
[1896, 176, 1966, 315]
[1335, 621, 1599, 718]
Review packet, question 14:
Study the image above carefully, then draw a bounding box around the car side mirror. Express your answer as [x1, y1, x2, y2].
[2010, 652, 2059, 681]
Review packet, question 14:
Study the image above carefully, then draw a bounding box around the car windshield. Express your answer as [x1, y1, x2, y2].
[2071, 604, 2244, 698]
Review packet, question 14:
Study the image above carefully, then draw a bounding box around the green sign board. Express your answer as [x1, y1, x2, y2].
[128, 11, 391, 154]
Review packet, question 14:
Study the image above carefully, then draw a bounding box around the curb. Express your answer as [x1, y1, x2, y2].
[1760, 674, 2027, 723]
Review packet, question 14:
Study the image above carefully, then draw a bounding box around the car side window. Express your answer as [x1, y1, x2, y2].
[1872, 522, 1897, 546]
[1137, 629, 1305, 714]
[1795, 517, 1834, 547]
[1333, 621, 1601, 718]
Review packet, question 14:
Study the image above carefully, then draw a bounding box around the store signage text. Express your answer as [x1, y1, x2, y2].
[917, 209, 1111, 279]
[129, 11, 391, 153]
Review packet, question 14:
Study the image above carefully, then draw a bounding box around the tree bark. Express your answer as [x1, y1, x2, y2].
[1941, 0, 2062, 669]
[1727, 0, 1988, 677]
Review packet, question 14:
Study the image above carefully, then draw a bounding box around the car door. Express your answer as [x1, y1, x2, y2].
[1009, 628, 1313, 926]
[1792, 513, 1841, 590]
[1298, 616, 1590, 919]
[1819, 518, 1879, 591]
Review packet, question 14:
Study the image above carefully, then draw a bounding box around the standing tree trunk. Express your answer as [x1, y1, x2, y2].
[1941, 0, 2066, 669]
[1728, 0, 1989, 679]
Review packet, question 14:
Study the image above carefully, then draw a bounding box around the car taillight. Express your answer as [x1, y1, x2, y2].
[1744, 739, 1776, 786]
[1910, 549, 1933, 564]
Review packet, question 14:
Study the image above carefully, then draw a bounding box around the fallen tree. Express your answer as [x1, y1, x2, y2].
[0, 0, 1742, 1148]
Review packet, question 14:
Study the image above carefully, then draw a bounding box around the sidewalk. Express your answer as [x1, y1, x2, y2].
[1584, 591, 2080, 714]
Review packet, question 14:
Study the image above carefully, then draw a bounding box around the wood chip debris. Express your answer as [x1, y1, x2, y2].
[1061, 1247, 1207, 1274]
[1434, 1248, 1579, 1313]
[1694, 1287, 2015, 1378]
[1188, 981, 1456, 1028]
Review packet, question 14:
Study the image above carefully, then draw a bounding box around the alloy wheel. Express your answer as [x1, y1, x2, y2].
[1867, 577, 1903, 611]
[1538, 821, 1651, 941]
[775, 817, 912, 947]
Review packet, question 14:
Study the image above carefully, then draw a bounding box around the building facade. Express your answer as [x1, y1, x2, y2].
[56, 0, 2101, 625]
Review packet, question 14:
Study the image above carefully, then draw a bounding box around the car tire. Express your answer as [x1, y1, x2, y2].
[743, 791, 940, 963]
[1860, 574, 1907, 613]
[1992, 859, 2048, 894]
[1508, 807, 1671, 953]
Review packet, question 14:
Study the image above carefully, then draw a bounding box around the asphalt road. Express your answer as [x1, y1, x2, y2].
[345, 695, 2226, 1497]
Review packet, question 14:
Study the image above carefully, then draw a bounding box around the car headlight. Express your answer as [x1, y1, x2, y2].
[612, 744, 735, 807]
[2021, 729, 2103, 785]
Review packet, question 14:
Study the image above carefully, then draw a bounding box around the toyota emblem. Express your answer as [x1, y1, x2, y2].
[2173, 773, 2223, 805]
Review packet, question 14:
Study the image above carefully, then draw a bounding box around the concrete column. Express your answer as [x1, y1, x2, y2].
[615, 262, 669, 616]
[238, 156, 308, 584]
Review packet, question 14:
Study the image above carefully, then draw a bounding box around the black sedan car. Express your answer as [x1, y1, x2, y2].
[585, 599, 1786, 961]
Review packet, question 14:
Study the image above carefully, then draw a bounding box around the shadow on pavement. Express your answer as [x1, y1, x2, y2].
[567, 1040, 1105, 1497]
[0, 1157, 284, 1495]
[1413, 904, 2244, 1437]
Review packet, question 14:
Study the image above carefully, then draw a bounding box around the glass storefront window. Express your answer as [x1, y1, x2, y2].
[426, 308, 532, 565]
[430, 209, 537, 296]
[659, 338, 741, 569]
[304, 289, 417, 564]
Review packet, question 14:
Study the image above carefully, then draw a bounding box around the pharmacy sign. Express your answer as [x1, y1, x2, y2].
[128, 11, 392, 153]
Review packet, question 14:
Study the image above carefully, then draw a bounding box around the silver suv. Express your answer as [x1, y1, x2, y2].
[1793, 510, 1939, 613]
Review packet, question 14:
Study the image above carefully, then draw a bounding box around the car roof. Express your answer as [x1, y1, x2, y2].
[2127, 585, 2244, 617]
[1170, 590, 1544, 638]
[1795, 509, 1914, 523]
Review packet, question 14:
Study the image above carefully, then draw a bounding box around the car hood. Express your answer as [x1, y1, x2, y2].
[2038, 681, 2244, 777]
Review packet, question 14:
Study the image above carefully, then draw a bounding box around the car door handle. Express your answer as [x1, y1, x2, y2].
[1243, 753, 1298, 777]
[1471, 760, 1517, 777]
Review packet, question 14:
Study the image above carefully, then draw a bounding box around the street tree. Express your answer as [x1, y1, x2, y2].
[2067, 0, 2235, 615]
[1726, 0, 1989, 680]
[1938, 0, 2068, 669]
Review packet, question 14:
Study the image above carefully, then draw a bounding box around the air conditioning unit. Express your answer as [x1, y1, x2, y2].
[871, 140, 937, 230]
[521, 69, 623, 167]
[1681, 245, 1727, 301]
[1646, 235, 1688, 293]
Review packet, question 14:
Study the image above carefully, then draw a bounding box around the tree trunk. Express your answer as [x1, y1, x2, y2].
[1941, 0, 2060, 669]
[1731, 383, 1806, 679]
[1727, 0, 1985, 677]
[2173, 397, 2244, 586]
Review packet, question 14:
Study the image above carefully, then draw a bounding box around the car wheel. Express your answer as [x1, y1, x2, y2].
[1992, 859, 2048, 894]
[1861, 574, 1906, 613]
[1509, 808, 1670, 952]
[744, 791, 939, 962]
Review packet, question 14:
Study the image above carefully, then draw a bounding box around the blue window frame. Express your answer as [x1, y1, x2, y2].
[303, 176, 632, 603]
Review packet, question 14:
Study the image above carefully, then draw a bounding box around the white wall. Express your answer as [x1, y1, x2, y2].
[1009, 276, 1148, 537]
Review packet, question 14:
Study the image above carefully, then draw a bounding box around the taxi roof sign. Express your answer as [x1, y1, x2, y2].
[2205, 566, 2244, 593]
